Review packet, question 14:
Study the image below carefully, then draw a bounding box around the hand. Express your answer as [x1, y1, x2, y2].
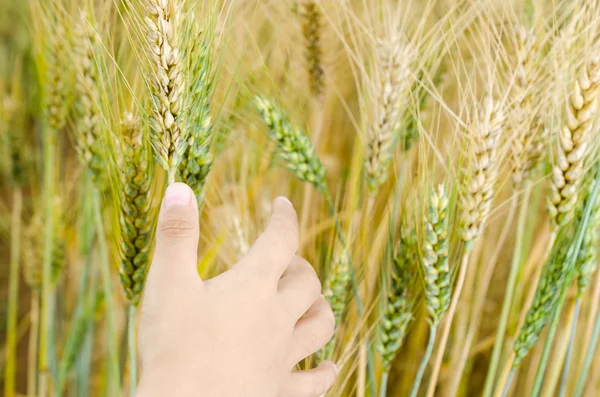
[135, 183, 337, 397]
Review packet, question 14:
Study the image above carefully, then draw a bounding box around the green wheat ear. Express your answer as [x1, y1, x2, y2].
[179, 21, 214, 202]
[117, 112, 154, 306]
[378, 230, 417, 371]
[254, 95, 327, 190]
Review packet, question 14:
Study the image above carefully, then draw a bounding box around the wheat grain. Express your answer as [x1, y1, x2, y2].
[548, 53, 600, 228]
[364, 36, 414, 194]
[299, 0, 325, 97]
[422, 184, 451, 323]
[72, 13, 105, 187]
[255, 95, 327, 190]
[117, 112, 153, 306]
[460, 96, 504, 247]
[378, 230, 416, 371]
[144, 0, 187, 177]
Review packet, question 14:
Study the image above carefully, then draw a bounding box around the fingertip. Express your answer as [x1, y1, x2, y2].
[162, 183, 194, 209]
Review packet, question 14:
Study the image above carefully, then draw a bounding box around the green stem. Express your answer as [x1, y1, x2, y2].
[574, 299, 600, 397]
[409, 324, 437, 397]
[379, 371, 389, 397]
[94, 191, 121, 394]
[27, 291, 40, 397]
[558, 298, 580, 397]
[39, 125, 57, 397]
[4, 188, 22, 397]
[167, 169, 176, 185]
[323, 190, 376, 396]
[128, 305, 137, 397]
[501, 367, 516, 397]
[482, 192, 528, 397]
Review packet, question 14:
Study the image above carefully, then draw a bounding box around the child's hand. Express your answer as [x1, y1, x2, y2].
[136, 183, 337, 397]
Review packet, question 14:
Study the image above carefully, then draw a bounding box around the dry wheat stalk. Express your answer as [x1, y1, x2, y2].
[255, 95, 327, 190]
[117, 112, 153, 306]
[460, 96, 504, 247]
[179, 25, 213, 200]
[548, 53, 600, 228]
[73, 14, 105, 186]
[364, 35, 414, 194]
[422, 184, 451, 324]
[144, 0, 187, 178]
[510, 25, 548, 186]
[299, 0, 325, 97]
[378, 230, 416, 371]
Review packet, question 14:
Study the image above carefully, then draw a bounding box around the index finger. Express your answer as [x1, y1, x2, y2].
[237, 197, 299, 281]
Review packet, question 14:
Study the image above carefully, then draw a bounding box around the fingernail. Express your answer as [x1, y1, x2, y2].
[164, 183, 192, 208]
[276, 196, 293, 206]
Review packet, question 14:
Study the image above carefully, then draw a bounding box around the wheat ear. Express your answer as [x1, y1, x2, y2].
[460, 96, 504, 247]
[72, 13, 106, 187]
[364, 36, 414, 194]
[255, 95, 327, 190]
[299, 0, 325, 97]
[575, 168, 600, 296]
[548, 53, 600, 228]
[409, 184, 450, 397]
[378, 231, 416, 372]
[117, 112, 154, 306]
[144, 0, 187, 180]
[179, 23, 213, 201]
[510, 25, 548, 186]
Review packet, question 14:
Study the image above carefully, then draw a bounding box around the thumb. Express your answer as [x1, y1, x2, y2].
[146, 183, 201, 297]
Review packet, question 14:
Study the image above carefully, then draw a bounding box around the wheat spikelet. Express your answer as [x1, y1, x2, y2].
[547, 53, 600, 228]
[1, 94, 25, 185]
[460, 96, 504, 246]
[364, 36, 414, 194]
[179, 26, 213, 201]
[72, 13, 105, 186]
[510, 25, 549, 186]
[299, 0, 325, 97]
[378, 231, 416, 371]
[422, 184, 451, 324]
[255, 95, 327, 190]
[117, 112, 153, 306]
[144, 0, 187, 175]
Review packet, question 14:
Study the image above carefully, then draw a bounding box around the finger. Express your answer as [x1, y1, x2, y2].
[278, 256, 321, 320]
[289, 295, 335, 364]
[281, 361, 338, 397]
[146, 183, 201, 299]
[238, 197, 299, 280]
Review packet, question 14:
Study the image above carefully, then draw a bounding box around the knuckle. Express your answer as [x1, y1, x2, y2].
[159, 213, 197, 239]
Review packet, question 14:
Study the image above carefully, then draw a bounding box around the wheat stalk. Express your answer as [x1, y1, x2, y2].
[378, 231, 416, 372]
[255, 95, 327, 190]
[364, 35, 414, 194]
[299, 0, 325, 97]
[144, 0, 187, 181]
[117, 112, 154, 306]
[548, 53, 600, 228]
[460, 95, 504, 247]
[179, 24, 213, 201]
[72, 13, 106, 187]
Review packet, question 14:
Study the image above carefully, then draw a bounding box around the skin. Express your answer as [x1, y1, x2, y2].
[136, 183, 338, 397]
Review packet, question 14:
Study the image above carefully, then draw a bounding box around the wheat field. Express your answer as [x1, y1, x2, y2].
[2, 0, 600, 396]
